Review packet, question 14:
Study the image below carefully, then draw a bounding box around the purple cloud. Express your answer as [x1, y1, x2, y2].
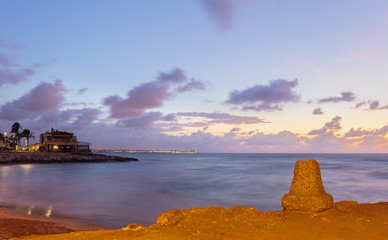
[245, 131, 303, 147]
[344, 128, 373, 138]
[0, 38, 38, 86]
[72, 108, 101, 127]
[177, 112, 268, 125]
[116, 112, 176, 128]
[37, 116, 387, 153]
[104, 69, 206, 118]
[313, 108, 324, 115]
[77, 88, 88, 95]
[176, 78, 206, 93]
[226, 79, 299, 111]
[201, 0, 235, 29]
[354, 100, 388, 110]
[308, 116, 342, 135]
[368, 100, 388, 110]
[375, 125, 388, 136]
[0, 80, 66, 120]
[318, 91, 356, 103]
[354, 101, 368, 109]
[344, 124, 388, 138]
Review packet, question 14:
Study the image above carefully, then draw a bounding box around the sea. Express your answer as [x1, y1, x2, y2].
[0, 153, 388, 228]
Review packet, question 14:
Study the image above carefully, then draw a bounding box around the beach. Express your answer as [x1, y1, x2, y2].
[3, 201, 388, 239]
[0, 206, 109, 239]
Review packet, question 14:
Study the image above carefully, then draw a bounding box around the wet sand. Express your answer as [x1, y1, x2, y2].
[0, 206, 110, 239]
[4, 201, 388, 240]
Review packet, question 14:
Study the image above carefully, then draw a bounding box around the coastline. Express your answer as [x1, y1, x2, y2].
[4, 201, 388, 240]
[0, 152, 139, 164]
[2, 156, 387, 239]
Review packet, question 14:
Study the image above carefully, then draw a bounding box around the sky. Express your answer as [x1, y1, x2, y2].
[0, 0, 387, 153]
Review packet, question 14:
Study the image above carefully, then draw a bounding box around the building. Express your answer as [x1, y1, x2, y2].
[30, 129, 90, 152]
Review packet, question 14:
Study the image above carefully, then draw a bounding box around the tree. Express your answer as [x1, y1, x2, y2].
[20, 129, 35, 146]
[10, 122, 22, 146]
[0, 132, 4, 147]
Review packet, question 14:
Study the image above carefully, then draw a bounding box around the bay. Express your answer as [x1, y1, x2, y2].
[0, 153, 388, 228]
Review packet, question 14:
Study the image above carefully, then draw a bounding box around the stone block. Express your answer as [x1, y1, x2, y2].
[282, 159, 333, 212]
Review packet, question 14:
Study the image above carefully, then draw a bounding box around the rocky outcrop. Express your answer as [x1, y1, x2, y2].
[0, 152, 138, 164]
[282, 158, 333, 212]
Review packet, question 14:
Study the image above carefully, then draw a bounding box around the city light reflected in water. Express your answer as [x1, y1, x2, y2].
[45, 206, 53, 218]
[19, 165, 34, 176]
[0, 166, 10, 178]
[27, 205, 34, 215]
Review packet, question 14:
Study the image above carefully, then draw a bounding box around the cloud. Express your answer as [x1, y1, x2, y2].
[201, 0, 235, 29]
[354, 101, 368, 109]
[354, 100, 388, 110]
[308, 116, 342, 135]
[0, 80, 66, 120]
[104, 68, 206, 118]
[230, 127, 241, 132]
[77, 88, 88, 95]
[176, 78, 206, 93]
[344, 125, 388, 138]
[0, 38, 38, 86]
[313, 108, 324, 115]
[368, 101, 388, 110]
[318, 91, 356, 103]
[244, 130, 304, 148]
[375, 125, 388, 136]
[177, 112, 268, 125]
[116, 112, 166, 128]
[72, 108, 101, 127]
[9, 114, 386, 153]
[344, 128, 373, 138]
[226, 79, 299, 111]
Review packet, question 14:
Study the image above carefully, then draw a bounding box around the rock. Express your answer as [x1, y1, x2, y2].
[282, 159, 333, 212]
[122, 223, 146, 231]
[334, 201, 358, 212]
[156, 209, 184, 226]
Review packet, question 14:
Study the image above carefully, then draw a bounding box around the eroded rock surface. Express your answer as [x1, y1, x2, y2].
[282, 158, 333, 212]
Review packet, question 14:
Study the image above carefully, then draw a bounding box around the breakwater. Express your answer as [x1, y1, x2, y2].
[0, 152, 138, 164]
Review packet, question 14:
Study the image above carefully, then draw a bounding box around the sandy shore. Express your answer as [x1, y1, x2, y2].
[0, 206, 110, 239]
[2, 201, 388, 240]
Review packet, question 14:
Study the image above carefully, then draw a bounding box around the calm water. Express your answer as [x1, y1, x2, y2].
[0, 153, 388, 227]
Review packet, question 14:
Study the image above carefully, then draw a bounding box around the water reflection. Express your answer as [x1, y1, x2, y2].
[45, 206, 53, 218]
[0, 166, 10, 178]
[19, 164, 34, 176]
[27, 205, 34, 215]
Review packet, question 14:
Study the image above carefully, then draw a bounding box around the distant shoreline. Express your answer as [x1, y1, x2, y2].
[94, 149, 197, 154]
[0, 152, 139, 165]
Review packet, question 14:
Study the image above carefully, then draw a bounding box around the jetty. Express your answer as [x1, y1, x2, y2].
[0, 152, 138, 165]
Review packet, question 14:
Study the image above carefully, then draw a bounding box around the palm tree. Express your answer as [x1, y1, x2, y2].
[20, 129, 35, 146]
[10, 122, 22, 146]
[0, 132, 4, 147]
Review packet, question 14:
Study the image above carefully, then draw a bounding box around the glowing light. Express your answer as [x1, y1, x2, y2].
[53, 145, 59, 150]
[45, 206, 53, 218]
[27, 205, 34, 215]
